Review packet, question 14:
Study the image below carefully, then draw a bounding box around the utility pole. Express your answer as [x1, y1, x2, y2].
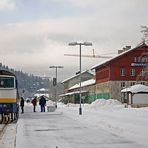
[69, 42, 92, 115]
[49, 66, 64, 107]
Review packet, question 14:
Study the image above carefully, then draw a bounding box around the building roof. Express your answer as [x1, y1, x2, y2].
[91, 43, 148, 70]
[59, 90, 87, 97]
[121, 84, 148, 93]
[68, 79, 95, 90]
[61, 70, 94, 83]
[37, 88, 48, 92]
[34, 93, 49, 98]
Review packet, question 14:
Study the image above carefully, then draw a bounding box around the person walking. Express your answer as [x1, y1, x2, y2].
[39, 95, 46, 112]
[20, 97, 24, 114]
[31, 96, 37, 112]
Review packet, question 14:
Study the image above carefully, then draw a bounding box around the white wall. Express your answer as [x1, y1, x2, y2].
[133, 94, 148, 104]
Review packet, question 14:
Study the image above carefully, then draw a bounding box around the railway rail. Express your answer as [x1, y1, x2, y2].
[0, 123, 8, 140]
[0, 122, 17, 148]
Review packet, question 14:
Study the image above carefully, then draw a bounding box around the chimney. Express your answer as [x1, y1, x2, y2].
[118, 46, 131, 54]
[118, 50, 123, 54]
[125, 46, 131, 50]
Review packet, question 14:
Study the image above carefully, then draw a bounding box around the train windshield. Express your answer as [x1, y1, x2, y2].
[0, 76, 15, 88]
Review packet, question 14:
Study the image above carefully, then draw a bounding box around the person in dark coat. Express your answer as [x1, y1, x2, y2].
[31, 96, 37, 112]
[39, 95, 46, 112]
[20, 97, 25, 113]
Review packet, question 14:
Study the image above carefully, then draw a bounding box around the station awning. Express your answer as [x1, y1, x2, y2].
[59, 90, 87, 97]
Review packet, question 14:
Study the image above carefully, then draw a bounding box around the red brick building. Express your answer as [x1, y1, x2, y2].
[92, 43, 148, 101]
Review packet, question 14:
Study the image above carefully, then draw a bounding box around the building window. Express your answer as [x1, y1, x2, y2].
[134, 56, 148, 63]
[141, 82, 145, 85]
[130, 69, 136, 76]
[140, 69, 145, 76]
[121, 82, 125, 88]
[134, 57, 137, 63]
[120, 68, 126, 76]
[130, 82, 135, 86]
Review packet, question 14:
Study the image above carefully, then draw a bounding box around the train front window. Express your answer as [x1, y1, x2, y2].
[0, 77, 15, 88]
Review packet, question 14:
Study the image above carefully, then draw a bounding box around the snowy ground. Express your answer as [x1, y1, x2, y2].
[0, 123, 16, 148]
[0, 99, 148, 148]
[58, 100, 148, 147]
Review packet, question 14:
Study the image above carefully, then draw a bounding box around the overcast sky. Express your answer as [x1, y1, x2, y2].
[0, 0, 147, 81]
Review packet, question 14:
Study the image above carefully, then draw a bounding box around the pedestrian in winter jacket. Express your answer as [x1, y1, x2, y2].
[20, 97, 25, 113]
[31, 97, 37, 112]
[39, 95, 46, 112]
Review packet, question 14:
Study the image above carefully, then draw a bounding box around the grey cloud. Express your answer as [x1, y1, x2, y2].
[0, 0, 16, 11]
[0, 0, 147, 79]
[0, 30, 47, 54]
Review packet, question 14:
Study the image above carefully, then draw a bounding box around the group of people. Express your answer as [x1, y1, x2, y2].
[20, 95, 47, 113]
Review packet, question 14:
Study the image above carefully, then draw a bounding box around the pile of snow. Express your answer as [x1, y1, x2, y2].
[89, 99, 124, 109]
[46, 100, 55, 106]
[61, 99, 125, 110]
[66, 103, 79, 107]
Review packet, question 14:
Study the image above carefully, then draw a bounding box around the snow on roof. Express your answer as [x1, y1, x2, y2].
[121, 84, 148, 93]
[59, 90, 87, 97]
[34, 93, 49, 98]
[37, 88, 46, 91]
[91, 43, 148, 70]
[37, 88, 49, 92]
[61, 70, 94, 83]
[68, 79, 95, 90]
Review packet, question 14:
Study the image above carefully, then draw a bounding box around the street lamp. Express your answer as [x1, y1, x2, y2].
[49, 66, 64, 107]
[69, 42, 92, 115]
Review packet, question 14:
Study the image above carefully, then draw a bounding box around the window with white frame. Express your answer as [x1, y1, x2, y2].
[130, 69, 136, 76]
[130, 82, 135, 86]
[140, 69, 145, 76]
[121, 82, 125, 88]
[120, 68, 126, 76]
[141, 82, 145, 85]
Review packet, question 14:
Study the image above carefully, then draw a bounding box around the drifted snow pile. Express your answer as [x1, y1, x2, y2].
[46, 100, 57, 112]
[46, 100, 55, 106]
[89, 99, 124, 109]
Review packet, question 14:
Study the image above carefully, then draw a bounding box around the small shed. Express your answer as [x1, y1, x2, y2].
[121, 84, 148, 107]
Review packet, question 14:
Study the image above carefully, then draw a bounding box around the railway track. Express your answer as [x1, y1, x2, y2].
[0, 123, 8, 140]
[0, 122, 17, 148]
[0, 115, 18, 140]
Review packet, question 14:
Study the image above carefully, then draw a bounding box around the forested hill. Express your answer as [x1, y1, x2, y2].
[0, 63, 49, 93]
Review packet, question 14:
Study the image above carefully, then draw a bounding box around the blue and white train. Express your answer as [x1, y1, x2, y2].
[0, 69, 19, 122]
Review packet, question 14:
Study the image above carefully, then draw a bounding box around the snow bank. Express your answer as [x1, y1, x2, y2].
[59, 99, 125, 110]
[89, 99, 124, 109]
[67, 103, 79, 107]
[46, 100, 55, 106]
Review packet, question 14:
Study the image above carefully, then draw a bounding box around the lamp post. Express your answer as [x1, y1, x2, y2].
[49, 66, 64, 107]
[69, 42, 92, 115]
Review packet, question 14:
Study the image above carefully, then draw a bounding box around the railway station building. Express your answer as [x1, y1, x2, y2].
[91, 43, 148, 102]
[60, 43, 148, 104]
[60, 70, 95, 104]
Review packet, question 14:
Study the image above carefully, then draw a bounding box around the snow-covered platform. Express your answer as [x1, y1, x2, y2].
[1, 100, 148, 148]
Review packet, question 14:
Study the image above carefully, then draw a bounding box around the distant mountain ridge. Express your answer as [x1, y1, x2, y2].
[0, 63, 64, 99]
[0, 63, 49, 96]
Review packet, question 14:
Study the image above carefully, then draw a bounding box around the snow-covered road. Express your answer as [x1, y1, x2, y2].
[15, 103, 147, 148]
